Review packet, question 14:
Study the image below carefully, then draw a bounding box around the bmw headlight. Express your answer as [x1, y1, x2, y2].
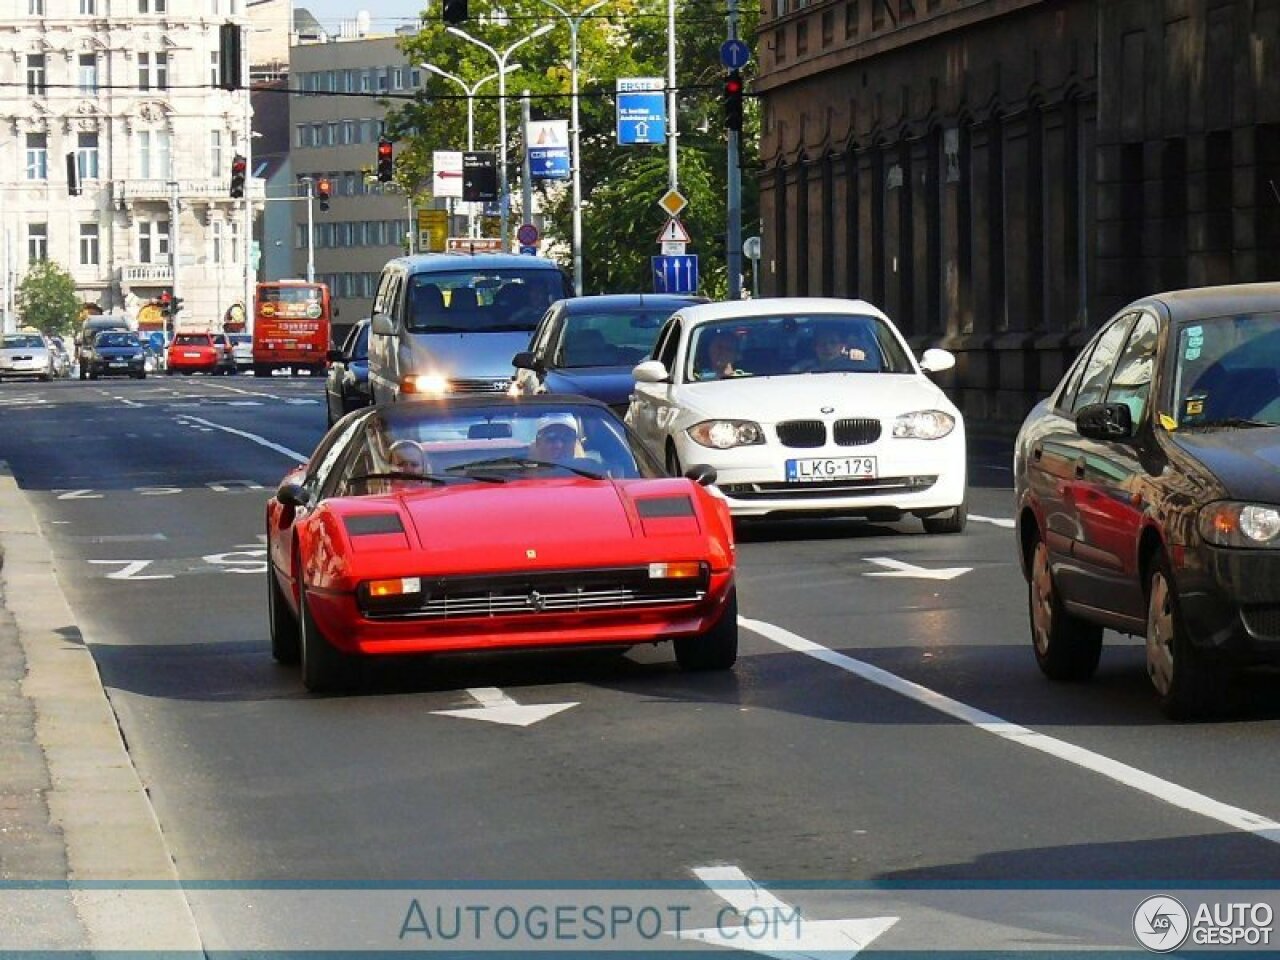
[892, 410, 956, 440]
[1199, 501, 1280, 547]
[688, 420, 765, 449]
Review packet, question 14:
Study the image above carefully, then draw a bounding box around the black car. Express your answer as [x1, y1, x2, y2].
[324, 319, 370, 426]
[1015, 282, 1280, 719]
[510, 294, 706, 418]
[86, 330, 147, 380]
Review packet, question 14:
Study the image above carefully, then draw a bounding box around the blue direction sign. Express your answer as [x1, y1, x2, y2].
[617, 78, 667, 145]
[529, 147, 570, 180]
[720, 39, 751, 69]
[652, 255, 699, 294]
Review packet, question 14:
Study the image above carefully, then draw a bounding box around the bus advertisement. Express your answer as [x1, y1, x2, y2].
[252, 281, 331, 376]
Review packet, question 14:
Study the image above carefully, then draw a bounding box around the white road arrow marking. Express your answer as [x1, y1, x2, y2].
[87, 559, 173, 580]
[675, 865, 898, 959]
[431, 687, 577, 727]
[863, 557, 970, 581]
[970, 513, 1015, 529]
[55, 489, 103, 500]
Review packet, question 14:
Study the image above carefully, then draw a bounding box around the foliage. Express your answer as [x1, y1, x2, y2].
[388, 0, 759, 294]
[16, 260, 80, 335]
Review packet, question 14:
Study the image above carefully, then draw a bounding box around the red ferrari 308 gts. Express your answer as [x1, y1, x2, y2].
[266, 396, 737, 691]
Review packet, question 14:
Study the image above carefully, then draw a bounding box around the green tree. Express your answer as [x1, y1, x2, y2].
[16, 260, 80, 335]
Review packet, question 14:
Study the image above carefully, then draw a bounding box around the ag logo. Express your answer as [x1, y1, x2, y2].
[1133, 895, 1190, 952]
[305, 301, 322, 319]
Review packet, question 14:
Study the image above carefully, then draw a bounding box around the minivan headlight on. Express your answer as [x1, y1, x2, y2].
[892, 410, 956, 440]
[688, 420, 764, 449]
[402, 373, 449, 395]
[1199, 501, 1280, 547]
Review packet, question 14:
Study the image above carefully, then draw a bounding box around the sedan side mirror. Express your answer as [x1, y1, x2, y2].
[633, 360, 669, 384]
[1076, 401, 1134, 442]
[512, 350, 538, 371]
[275, 480, 311, 508]
[919, 348, 956, 373]
[371, 314, 396, 337]
[684, 464, 717, 486]
[326, 349, 343, 363]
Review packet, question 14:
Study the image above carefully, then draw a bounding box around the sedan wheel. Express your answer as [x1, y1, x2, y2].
[1146, 553, 1226, 720]
[922, 500, 967, 534]
[1029, 538, 1102, 681]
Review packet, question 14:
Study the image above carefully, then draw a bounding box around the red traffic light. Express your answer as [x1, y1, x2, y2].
[378, 141, 392, 159]
[159, 291, 172, 304]
[231, 156, 246, 175]
[725, 76, 743, 95]
[316, 178, 331, 197]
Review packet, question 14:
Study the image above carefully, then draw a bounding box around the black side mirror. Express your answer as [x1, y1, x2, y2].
[275, 480, 310, 508]
[512, 350, 538, 371]
[1076, 402, 1134, 441]
[683, 464, 718, 486]
[326, 349, 343, 363]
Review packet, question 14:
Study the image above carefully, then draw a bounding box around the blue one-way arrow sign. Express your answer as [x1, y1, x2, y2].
[652, 255, 699, 294]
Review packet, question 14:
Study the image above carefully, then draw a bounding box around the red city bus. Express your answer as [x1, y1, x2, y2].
[252, 280, 332, 376]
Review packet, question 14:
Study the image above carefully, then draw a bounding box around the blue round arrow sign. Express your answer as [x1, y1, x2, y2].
[720, 39, 750, 70]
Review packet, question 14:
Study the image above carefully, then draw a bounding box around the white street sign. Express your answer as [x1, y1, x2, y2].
[863, 556, 971, 581]
[432, 150, 464, 199]
[431, 687, 578, 727]
[676, 865, 899, 959]
[661, 241, 687, 256]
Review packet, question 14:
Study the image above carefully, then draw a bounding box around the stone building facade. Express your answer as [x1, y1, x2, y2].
[755, 0, 1280, 422]
[0, 0, 258, 332]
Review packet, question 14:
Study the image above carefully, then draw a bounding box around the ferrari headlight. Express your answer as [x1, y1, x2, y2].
[402, 373, 449, 395]
[892, 410, 956, 440]
[1199, 502, 1280, 547]
[688, 420, 765, 449]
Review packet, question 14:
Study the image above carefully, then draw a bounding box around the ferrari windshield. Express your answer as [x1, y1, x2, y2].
[1173, 311, 1280, 426]
[686, 313, 913, 381]
[404, 270, 569, 334]
[340, 402, 663, 494]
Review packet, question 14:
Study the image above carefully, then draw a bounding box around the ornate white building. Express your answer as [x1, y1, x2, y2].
[0, 0, 260, 332]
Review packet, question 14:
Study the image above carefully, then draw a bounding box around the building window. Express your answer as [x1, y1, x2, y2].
[138, 130, 171, 179]
[377, 69, 389, 93]
[311, 123, 323, 146]
[80, 0, 97, 15]
[79, 223, 100, 266]
[138, 219, 170, 263]
[79, 54, 99, 93]
[29, 0, 44, 13]
[77, 132, 100, 179]
[342, 120, 355, 145]
[295, 224, 307, 249]
[28, 224, 48, 263]
[210, 130, 224, 177]
[209, 51, 219, 87]
[773, 29, 785, 64]
[821, 9, 834, 45]
[139, 52, 168, 91]
[25, 133, 48, 180]
[295, 124, 307, 148]
[27, 55, 47, 96]
[845, 0, 859, 39]
[410, 68, 421, 87]
[360, 71, 371, 93]
[229, 219, 240, 262]
[392, 66, 404, 90]
[326, 122, 338, 146]
[211, 220, 224, 263]
[796, 20, 808, 55]
[140, 0, 168, 11]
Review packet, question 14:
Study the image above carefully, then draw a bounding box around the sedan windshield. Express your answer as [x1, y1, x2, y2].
[554, 310, 673, 369]
[336, 403, 662, 496]
[96, 332, 139, 348]
[1173, 311, 1280, 427]
[686, 313, 913, 381]
[404, 270, 568, 334]
[2, 335, 44, 349]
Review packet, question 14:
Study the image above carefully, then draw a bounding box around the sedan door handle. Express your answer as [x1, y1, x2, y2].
[1031, 444, 1043, 462]
[1074, 459, 1086, 479]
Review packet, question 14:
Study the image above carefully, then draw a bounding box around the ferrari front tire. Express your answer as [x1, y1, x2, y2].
[267, 563, 300, 664]
[675, 588, 738, 671]
[299, 588, 356, 693]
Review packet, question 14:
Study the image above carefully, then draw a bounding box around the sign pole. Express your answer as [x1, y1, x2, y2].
[726, 0, 742, 300]
[521, 91, 533, 246]
[666, 0, 678, 193]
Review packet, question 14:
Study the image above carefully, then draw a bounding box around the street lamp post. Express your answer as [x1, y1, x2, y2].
[446, 24, 552, 252]
[298, 177, 315, 283]
[532, 0, 606, 296]
[421, 61, 520, 239]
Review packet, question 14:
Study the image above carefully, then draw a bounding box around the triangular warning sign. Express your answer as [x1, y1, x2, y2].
[656, 219, 691, 243]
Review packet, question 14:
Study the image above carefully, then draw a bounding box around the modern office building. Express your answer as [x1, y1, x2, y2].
[0, 0, 259, 333]
[755, 0, 1280, 421]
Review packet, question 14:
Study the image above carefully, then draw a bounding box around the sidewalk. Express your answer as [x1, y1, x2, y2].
[0, 464, 202, 953]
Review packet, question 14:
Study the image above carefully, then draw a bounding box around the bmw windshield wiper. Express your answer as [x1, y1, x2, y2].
[445, 457, 605, 480]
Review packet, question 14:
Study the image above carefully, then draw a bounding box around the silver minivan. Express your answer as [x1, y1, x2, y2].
[368, 253, 572, 403]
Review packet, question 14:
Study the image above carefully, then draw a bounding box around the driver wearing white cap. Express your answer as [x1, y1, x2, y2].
[529, 412, 582, 464]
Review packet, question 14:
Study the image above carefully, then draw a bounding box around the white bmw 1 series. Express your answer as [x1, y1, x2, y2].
[625, 298, 967, 532]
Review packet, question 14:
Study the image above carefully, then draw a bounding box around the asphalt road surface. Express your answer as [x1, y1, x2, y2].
[3, 376, 1279, 953]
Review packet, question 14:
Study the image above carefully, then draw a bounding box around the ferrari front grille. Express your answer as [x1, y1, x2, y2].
[360, 566, 708, 620]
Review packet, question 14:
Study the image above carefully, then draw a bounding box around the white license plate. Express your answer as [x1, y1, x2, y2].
[109, 362, 126, 367]
[785, 456, 877, 482]
[183, 352, 201, 358]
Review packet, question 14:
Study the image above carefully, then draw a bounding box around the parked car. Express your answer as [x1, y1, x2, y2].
[368, 253, 572, 403]
[85, 330, 147, 379]
[76, 316, 132, 379]
[324, 319, 371, 427]
[266, 395, 736, 692]
[167, 331, 236, 375]
[0, 331, 54, 381]
[511, 294, 707, 418]
[1015, 282, 1280, 720]
[228, 332, 254, 371]
[625, 297, 967, 530]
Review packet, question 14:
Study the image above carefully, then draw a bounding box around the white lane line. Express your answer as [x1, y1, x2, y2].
[197, 381, 290, 400]
[740, 616, 1280, 845]
[970, 514, 1015, 529]
[113, 395, 143, 408]
[179, 416, 308, 461]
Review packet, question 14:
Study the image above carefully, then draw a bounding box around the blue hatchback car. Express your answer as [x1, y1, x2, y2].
[510, 294, 706, 417]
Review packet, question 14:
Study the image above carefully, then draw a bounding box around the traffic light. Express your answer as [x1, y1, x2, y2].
[442, 0, 467, 24]
[377, 139, 394, 182]
[724, 69, 744, 132]
[316, 177, 332, 212]
[218, 22, 242, 90]
[66, 152, 81, 196]
[229, 154, 246, 198]
[171, 296, 184, 317]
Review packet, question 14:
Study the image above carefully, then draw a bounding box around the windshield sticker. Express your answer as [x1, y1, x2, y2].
[1185, 345, 1201, 361]
[1159, 413, 1179, 431]
[1183, 394, 1207, 422]
[1185, 324, 1203, 337]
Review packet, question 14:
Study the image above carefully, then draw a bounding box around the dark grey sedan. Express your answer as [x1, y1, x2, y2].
[86, 331, 148, 380]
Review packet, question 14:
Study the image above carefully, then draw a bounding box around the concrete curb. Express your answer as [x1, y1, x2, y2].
[0, 464, 203, 953]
